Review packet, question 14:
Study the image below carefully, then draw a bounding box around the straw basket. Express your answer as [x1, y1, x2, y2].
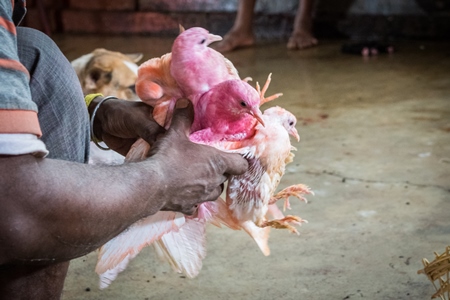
[418, 246, 450, 299]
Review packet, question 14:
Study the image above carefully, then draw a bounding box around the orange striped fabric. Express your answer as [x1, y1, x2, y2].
[0, 110, 42, 137]
[0, 15, 16, 35]
[0, 58, 29, 78]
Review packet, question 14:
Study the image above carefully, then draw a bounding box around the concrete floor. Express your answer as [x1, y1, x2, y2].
[55, 35, 450, 299]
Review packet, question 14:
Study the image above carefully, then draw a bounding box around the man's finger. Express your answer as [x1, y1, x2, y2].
[199, 185, 224, 206]
[102, 134, 136, 156]
[175, 98, 190, 108]
[138, 122, 165, 145]
[220, 153, 249, 176]
[169, 99, 194, 137]
[182, 205, 198, 216]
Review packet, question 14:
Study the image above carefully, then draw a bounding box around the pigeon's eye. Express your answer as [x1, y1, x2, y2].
[200, 39, 206, 44]
[289, 121, 294, 126]
[240, 101, 247, 107]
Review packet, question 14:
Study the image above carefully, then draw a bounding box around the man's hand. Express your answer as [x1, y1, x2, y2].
[148, 102, 248, 215]
[89, 98, 165, 156]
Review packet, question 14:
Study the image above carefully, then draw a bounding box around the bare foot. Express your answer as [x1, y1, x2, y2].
[213, 30, 255, 53]
[287, 29, 318, 50]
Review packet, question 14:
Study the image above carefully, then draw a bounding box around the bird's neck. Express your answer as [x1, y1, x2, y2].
[215, 115, 258, 141]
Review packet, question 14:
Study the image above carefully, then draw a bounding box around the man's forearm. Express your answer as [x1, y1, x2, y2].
[0, 154, 163, 265]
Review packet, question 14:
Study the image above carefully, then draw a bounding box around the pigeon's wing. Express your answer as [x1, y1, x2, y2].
[198, 197, 240, 230]
[97, 136, 182, 288]
[98, 252, 135, 289]
[136, 53, 181, 128]
[96, 211, 185, 287]
[152, 216, 206, 278]
[152, 197, 241, 278]
[136, 57, 166, 105]
[223, 56, 240, 79]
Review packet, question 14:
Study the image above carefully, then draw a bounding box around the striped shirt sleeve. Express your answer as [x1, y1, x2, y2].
[0, 0, 42, 137]
[0, 1, 47, 157]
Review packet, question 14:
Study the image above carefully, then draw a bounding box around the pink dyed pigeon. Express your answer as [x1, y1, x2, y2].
[216, 106, 313, 256]
[170, 27, 241, 102]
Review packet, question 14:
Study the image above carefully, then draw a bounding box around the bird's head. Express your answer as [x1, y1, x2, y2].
[220, 80, 265, 127]
[174, 27, 222, 52]
[239, 99, 265, 127]
[264, 106, 300, 141]
[284, 114, 299, 142]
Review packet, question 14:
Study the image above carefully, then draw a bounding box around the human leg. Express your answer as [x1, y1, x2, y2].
[16, 27, 90, 163]
[287, 0, 318, 50]
[0, 262, 70, 300]
[213, 0, 257, 53]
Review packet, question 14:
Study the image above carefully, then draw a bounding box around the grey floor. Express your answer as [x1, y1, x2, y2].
[56, 35, 450, 300]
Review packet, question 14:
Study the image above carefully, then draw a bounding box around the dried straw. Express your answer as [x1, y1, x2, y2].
[418, 246, 450, 299]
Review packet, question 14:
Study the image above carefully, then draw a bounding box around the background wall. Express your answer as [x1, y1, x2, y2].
[23, 0, 450, 40]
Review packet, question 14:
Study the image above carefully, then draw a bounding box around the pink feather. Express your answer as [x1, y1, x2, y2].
[170, 27, 240, 101]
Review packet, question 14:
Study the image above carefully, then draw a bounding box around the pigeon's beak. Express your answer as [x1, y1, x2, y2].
[250, 108, 265, 127]
[207, 33, 223, 45]
[289, 127, 300, 142]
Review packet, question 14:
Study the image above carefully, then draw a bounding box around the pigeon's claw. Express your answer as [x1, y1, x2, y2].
[259, 215, 308, 235]
[257, 73, 283, 105]
[269, 184, 314, 211]
[261, 73, 272, 96]
[262, 93, 283, 105]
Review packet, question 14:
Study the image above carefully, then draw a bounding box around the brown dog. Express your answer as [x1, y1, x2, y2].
[71, 48, 143, 100]
[71, 48, 144, 165]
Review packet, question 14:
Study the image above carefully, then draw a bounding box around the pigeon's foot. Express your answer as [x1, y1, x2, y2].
[269, 184, 313, 210]
[260, 215, 308, 235]
[256, 73, 283, 105]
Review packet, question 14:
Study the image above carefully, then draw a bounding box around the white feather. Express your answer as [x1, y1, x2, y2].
[96, 211, 185, 283]
[152, 217, 207, 278]
[99, 253, 135, 289]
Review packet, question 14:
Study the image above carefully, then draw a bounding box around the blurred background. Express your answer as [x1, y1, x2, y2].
[23, 0, 450, 41]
